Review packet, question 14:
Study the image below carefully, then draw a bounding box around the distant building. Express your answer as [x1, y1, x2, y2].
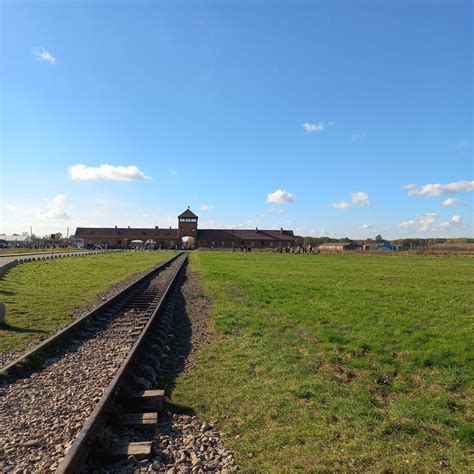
[0, 233, 31, 246]
[318, 242, 355, 252]
[73, 208, 296, 250]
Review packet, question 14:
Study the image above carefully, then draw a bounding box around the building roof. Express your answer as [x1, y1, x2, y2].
[74, 227, 178, 239]
[319, 241, 353, 247]
[178, 207, 198, 218]
[198, 229, 295, 241]
[0, 234, 31, 242]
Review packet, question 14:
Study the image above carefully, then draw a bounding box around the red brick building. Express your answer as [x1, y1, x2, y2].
[74, 208, 296, 250]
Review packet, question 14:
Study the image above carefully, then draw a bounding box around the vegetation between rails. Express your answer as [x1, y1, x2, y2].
[0, 252, 174, 354]
[170, 252, 473, 472]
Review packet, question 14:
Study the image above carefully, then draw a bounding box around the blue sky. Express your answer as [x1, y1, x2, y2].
[1, 0, 472, 238]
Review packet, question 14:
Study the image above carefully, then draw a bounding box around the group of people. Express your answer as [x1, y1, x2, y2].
[275, 246, 320, 254]
[235, 245, 252, 253]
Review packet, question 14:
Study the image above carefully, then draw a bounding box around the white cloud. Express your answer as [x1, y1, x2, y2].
[330, 192, 370, 209]
[442, 198, 458, 206]
[419, 213, 438, 232]
[37, 209, 71, 221]
[439, 215, 463, 230]
[4, 204, 17, 212]
[225, 219, 258, 229]
[33, 193, 71, 221]
[170, 169, 178, 176]
[32, 47, 56, 64]
[398, 219, 416, 229]
[351, 192, 370, 206]
[69, 164, 151, 181]
[359, 223, 373, 229]
[52, 194, 66, 207]
[404, 180, 474, 197]
[303, 122, 325, 133]
[266, 189, 296, 204]
[397, 213, 466, 233]
[330, 200, 351, 209]
[200, 204, 214, 211]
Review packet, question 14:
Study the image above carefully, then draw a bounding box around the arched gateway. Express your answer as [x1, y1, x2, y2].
[73, 207, 297, 250]
[178, 207, 198, 249]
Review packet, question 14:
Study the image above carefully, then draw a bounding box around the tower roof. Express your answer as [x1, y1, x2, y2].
[178, 207, 198, 218]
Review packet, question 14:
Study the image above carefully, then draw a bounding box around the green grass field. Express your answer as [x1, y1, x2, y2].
[169, 252, 473, 472]
[0, 252, 173, 354]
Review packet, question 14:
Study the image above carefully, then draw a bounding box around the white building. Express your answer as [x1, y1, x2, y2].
[0, 233, 32, 247]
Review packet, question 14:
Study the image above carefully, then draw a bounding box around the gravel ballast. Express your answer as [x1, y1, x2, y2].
[0, 256, 185, 472]
[91, 268, 238, 473]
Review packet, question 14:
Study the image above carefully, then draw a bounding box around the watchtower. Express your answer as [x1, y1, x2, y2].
[178, 207, 198, 248]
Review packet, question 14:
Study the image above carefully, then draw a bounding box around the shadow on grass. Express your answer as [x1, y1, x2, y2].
[0, 322, 48, 334]
[0, 289, 15, 297]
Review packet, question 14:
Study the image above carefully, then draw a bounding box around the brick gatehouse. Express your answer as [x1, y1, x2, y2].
[74, 208, 296, 250]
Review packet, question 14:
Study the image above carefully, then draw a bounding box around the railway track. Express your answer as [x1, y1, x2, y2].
[0, 252, 188, 472]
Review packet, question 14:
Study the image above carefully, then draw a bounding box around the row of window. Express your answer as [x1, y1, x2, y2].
[201, 240, 287, 248]
[179, 218, 197, 223]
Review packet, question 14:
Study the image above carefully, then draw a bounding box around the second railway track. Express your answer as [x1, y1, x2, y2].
[0, 252, 187, 472]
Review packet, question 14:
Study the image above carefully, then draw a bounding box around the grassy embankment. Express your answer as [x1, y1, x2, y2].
[0, 252, 173, 354]
[169, 252, 473, 471]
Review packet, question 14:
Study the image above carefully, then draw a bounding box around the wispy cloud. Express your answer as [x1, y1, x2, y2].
[359, 223, 373, 229]
[350, 132, 366, 143]
[330, 200, 350, 209]
[267, 208, 284, 215]
[4, 204, 17, 212]
[52, 194, 66, 207]
[351, 192, 370, 206]
[330, 192, 370, 209]
[69, 164, 151, 181]
[457, 140, 471, 151]
[225, 219, 258, 229]
[200, 204, 214, 211]
[32, 47, 56, 64]
[266, 189, 296, 204]
[418, 213, 437, 231]
[442, 198, 458, 206]
[37, 209, 71, 220]
[170, 169, 178, 176]
[34, 194, 71, 221]
[404, 180, 474, 197]
[397, 213, 465, 233]
[398, 219, 416, 229]
[439, 215, 463, 230]
[303, 122, 325, 133]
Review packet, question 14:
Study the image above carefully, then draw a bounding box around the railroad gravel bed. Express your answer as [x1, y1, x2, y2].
[0, 256, 185, 472]
[0, 258, 174, 369]
[99, 269, 237, 473]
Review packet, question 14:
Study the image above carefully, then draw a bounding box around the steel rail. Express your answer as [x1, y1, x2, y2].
[56, 253, 188, 473]
[0, 252, 183, 376]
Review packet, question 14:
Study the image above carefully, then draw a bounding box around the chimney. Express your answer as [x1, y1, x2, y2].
[155, 225, 158, 229]
[169, 226, 171, 229]
[115, 225, 117, 229]
[128, 225, 130, 229]
[280, 227, 283, 233]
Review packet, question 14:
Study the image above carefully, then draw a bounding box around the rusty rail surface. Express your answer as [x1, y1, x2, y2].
[0, 252, 184, 376]
[56, 252, 188, 473]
